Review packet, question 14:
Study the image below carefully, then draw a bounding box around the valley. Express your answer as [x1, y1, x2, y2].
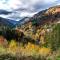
[0, 5, 60, 60]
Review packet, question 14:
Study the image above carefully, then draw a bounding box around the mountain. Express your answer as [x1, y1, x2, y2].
[16, 5, 60, 42]
[1, 5, 60, 29]
[16, 17, 30, 26]
[0, 17, 15, 29]
[8, 19, 18, 25]
[27, 5, 60, 26]
[16, 5, 60, 28]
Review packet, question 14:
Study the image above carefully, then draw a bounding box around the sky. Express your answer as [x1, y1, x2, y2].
[0, 0, 60, 20]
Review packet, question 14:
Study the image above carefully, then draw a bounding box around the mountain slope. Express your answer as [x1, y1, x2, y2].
[17, 5, 60, 28]
[17, 17, 30, 26]
[8, 19, 18, 25]
[15, 5, 60, 44]
[0, 17, 15, 28]
[30, 6, 60, 26]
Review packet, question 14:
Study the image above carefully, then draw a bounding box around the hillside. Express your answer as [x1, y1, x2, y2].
[15, 5, 60, 45]
[0, 5, 60, 60]
[0, 17, 16, 30]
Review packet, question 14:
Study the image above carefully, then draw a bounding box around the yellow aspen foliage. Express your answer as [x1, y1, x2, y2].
[37, 29, 40, 33]
[6, 40, 51, 57]
[29, 24, 32, 29]
[32, 35, 36, 40]
[24, 42, 40, 56]
[24, 31, 28, 36]
[8, 40, 17, 54]
[40, 36, 45, 44]
[25, 42, 38, 51]
[26, 42, 34, 49]
[39, 47, 51, 57]
[35, 33, 39, 40]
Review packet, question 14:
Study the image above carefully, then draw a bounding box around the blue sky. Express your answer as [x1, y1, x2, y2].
[0, 0, 60, 20]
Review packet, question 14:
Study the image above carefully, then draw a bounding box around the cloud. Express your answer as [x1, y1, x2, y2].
[0, 0, 21, 10]
[0, 0, 60, 20]
[0, 0, 58, 11]
[0, 10, 12, 15]
[13, 0, 59, 17]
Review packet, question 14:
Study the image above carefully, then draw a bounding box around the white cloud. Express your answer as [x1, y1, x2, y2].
[43, 0, 57, 3]
[0, 0, 21, 10]
[0, 0, 58, 10]
[0, 0, 60, 20]
[20, 12, 36, 17]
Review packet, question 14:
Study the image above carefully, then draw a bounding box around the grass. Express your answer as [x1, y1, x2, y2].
[0, 40, 52, 60]
[0, 40, 59, 60]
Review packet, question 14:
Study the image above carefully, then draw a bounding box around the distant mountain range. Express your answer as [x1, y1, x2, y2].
[16, 17, 30, 26]
[0, 5, 60, 28]
[8, 19, 18, 25]
[0, 16, 30, 28]
[0, 17, 16, 28]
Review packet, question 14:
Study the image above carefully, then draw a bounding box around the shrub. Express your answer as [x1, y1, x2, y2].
[8, 40, 17, 55]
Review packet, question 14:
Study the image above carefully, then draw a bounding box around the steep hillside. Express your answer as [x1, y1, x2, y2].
[17, 5, 60, 29]
[15, 5, 60, 46]
[0, 17, 15, 30]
